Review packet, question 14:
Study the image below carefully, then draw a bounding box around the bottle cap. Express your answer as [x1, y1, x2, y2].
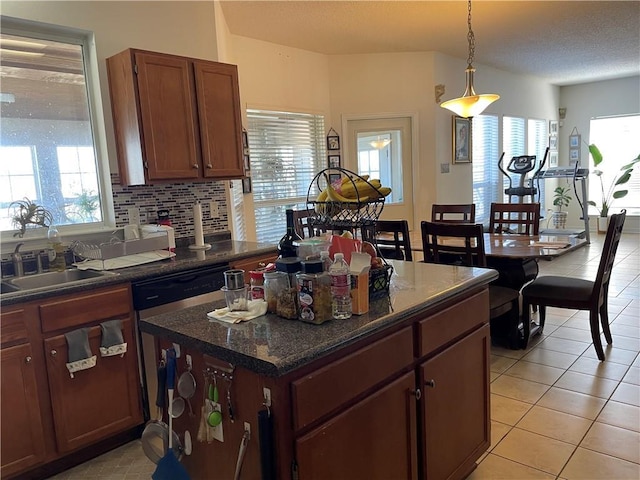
[334, 252, 344, 260]
[275, 257, 302, 273]
[250, 270, 264, 280]
[301, 260, 323, 274]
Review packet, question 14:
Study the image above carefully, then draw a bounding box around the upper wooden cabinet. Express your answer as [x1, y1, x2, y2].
[106, 49, 245, 185]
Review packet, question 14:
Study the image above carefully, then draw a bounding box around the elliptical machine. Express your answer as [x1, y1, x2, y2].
[498, 147, 549, 204]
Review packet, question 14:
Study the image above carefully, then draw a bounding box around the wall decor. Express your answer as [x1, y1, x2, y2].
[569, 133, 581, 148]
[569, 148, 580, 165]
[328, 173, 341, 185]
[549, 120, 558, 135]
[569, 128, 581, 165]
[242, 128, 249, 152]
[243, 154, 250, 172]
[549, 136, 558, 151]
[452, 116, 472, 164]
[328, 154, 341, 168]
[242, 177, 252, 194]
[326, 127, 340, 151]
[549, 151, 558, 167]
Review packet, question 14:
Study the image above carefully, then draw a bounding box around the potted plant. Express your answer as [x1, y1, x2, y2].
[551, 186, 572, 229]
[9, 197, 53, 237]
[587, 144, 640, 232]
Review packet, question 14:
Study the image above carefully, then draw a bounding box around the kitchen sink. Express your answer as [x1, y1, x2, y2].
[4, 269, 117, 292]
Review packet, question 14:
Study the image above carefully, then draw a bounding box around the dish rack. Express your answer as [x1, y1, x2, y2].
[306, 167, 385, 231]
[71, 236, 170, 261]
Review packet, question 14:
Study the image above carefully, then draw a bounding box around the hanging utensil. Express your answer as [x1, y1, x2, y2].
[207, 372, 223, 427]
[177, 355, 196, 417]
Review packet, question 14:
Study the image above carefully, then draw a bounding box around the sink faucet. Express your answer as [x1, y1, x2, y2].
[11, 243, 25, 277]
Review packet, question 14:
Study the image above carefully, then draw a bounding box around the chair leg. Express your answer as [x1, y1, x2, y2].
[539, 305, 546, 333]
[589, 307, 605, 361]
[600, 296, 613, 345]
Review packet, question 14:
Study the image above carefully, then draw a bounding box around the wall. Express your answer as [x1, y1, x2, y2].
[1, 1, 231, 243]
[559, 76, 640, 233]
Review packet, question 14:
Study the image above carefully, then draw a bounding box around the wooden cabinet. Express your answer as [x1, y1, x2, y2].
[295, 371, 418, 480]
[231, 251, 277, 284]
[1, 343, 46, 477]
[107, 48, 244, 185]
[0, 284, 143, 478]
[420, 324, 491, 480]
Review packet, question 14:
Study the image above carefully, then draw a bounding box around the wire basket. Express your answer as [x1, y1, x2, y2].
[306, 168, 385, 230]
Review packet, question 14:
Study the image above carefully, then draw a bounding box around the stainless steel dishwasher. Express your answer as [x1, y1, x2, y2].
[132, 263, 229, 420]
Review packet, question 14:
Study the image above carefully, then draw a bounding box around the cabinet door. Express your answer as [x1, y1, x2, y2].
[43, 318, 143, 453]
[420, 324, 490, 480]
[295, 372, 418, 480]
[1, 343, 46, 477]
[135, 52, 201, 181]
[194, 60, 245, 179]
[232, 252, 277, 284]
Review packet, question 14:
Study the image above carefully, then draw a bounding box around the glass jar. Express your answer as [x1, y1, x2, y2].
[297, 260, 332, 324]
[264, 271, 287, 314]
[275, 258, 301, 320]
[250, 270, 265, 301]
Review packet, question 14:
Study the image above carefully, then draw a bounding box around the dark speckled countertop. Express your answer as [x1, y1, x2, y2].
[139, 261, 498, 377]
[0, 240, 277, 306]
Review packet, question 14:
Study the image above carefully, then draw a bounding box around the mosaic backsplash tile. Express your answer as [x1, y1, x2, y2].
[111, 174, 229, 240]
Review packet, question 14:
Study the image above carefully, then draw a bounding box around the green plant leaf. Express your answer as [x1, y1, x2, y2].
[614, 172, 632, 185]
[612, 190, 628, 199]
[588, 200, 597, 206]
[589, 144, 603, 167]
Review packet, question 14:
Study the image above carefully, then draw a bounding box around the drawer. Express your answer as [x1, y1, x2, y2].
[1, 307, 29, 347]
[292, 326, 413, 431]
[40, 285, 132, 333]
[418, 289, 489, 357]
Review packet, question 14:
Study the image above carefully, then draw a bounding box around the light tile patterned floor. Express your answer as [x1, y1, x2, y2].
[48, 233, 640, 480]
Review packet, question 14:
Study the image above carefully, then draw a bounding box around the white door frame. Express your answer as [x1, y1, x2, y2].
[341, 112, 420, 228]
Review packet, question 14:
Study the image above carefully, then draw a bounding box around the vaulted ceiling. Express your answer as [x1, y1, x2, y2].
[219, 1, 640, 86]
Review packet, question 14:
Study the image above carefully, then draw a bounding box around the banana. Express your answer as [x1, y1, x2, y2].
[314, 188, 329, 214]
[341, 179, 385, 200]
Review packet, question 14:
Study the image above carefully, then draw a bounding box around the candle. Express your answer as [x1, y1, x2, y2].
[193, 203, 204, 246]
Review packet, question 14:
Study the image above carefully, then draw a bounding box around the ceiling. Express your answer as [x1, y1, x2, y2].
[219, 0, 640, 86]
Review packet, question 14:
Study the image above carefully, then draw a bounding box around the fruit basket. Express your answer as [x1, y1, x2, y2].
[306, 168, 387, 231]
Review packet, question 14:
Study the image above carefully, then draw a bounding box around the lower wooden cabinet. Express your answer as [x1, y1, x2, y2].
[0, 284, 143, 478]
[0, 343, 46, 477]
[421, 324, 491, 480]
[295, 371, 418, 480]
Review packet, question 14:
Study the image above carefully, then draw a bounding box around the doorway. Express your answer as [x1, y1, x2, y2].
[344, 115, 415, 229]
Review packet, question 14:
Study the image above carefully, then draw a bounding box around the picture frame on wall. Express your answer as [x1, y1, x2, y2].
[549, 136, 558, 151]
[452, 116, 472, 164]
[328, 154, 341, 168]
[549, 120, 558, 135]
[549, 151, 558, 167]
[242, 128, 249, 153]
[569, 133, 581, 148]
[327, 135, 340, 151]
[243, 154, 250, 171]
[328, 173, 341, 185]
[569, 148, 580, 165]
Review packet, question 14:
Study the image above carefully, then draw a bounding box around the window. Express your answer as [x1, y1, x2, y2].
[246, 109, 326, 243]
[0, 17, 111, 237]
[589, 115, 640, 215]
[473, 115, 548, 225]
[472, 115, 500, 225]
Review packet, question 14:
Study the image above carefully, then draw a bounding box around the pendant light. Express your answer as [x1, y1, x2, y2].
[440, 0, 499, 118]
[370, 137, 391, 149]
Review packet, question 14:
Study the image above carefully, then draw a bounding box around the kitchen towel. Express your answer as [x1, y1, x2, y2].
[99, 319, 127, 357]
[207, 300, 268, 324]
[65, 328, 97, 378]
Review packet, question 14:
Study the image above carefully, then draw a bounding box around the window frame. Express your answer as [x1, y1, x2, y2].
[0, 16, 114, 246]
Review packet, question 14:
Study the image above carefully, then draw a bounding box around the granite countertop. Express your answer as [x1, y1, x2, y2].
[0, 240, 277, 306]
[139, 261, 498, 377]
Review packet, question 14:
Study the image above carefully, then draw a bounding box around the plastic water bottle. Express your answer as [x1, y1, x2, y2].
[329, 252, 352, 319]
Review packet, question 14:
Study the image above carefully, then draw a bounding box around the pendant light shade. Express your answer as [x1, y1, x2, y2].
[370, 137, 391, 149]
[440, 0, 499, 118]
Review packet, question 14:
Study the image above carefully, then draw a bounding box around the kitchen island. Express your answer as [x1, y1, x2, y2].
[140, 261, 498, 480]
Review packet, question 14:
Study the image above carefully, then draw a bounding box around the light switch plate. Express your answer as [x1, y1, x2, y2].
[440, 163, 450, 174]
[127, 207, 140, 226]
[209, 201, 219, 218]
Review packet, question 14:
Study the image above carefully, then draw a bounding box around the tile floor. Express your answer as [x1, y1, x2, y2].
[48, 233, 640, 480]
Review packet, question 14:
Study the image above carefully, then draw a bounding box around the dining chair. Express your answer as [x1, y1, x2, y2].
[292, 207, 323, 239]
[489, 202, 541, 235]
[362, 220, 413, 261]
[421, 221, 522, 348]
[521, 210, 626, 358]
[431, 204, 476, 224]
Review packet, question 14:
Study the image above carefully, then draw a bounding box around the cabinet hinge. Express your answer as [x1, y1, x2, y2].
[134, 64, 138, 75]
[291, 459, 299, 480]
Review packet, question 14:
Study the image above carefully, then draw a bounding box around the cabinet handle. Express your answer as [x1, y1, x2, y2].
[425, 379, 436, 388]
[51, 349, 57, 357]
[192, 163, 199, 169]
[410, 388, 422, 400]
[206, 163, 213, 169]
[25, 356, 32, 364]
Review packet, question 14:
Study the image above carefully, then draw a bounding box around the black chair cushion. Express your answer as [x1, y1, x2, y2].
[523, 276, 594, 302]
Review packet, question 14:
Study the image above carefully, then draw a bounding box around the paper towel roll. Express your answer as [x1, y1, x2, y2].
[193, 203, 204, 246]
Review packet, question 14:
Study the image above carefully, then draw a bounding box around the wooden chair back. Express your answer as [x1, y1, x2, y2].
[421, 221, 486, 267]
[431, 204, 476, 224]
[292, 208, 323, 239]
[594, 210, 627, 300]
[489, 202, 541, 235]
[362, 220, 413, 261]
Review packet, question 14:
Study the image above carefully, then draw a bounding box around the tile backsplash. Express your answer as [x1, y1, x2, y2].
[111, 174, 229, 239]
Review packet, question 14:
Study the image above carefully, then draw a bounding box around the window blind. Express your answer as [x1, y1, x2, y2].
[528, 118, 547, 211]
[472, 115, 500, 225]
[230, 179, 246, 241]
[247, 109, 326, 243]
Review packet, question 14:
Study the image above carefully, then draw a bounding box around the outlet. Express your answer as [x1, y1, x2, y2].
[127, 207, 140, 226]
[209, 201, 219, 218]
[440, 163, 450, 174]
